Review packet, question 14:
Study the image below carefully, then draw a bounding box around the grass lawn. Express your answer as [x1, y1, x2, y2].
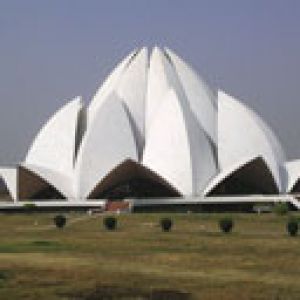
[0, 212, 299, 299]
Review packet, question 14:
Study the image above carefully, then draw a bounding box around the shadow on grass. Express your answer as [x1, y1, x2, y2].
[0, 240, 71, 253]
[0, 269, 12, 287]
[63, 285, 192, 300]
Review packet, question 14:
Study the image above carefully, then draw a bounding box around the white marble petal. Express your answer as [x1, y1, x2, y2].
[75, 92, 138, 199]
[143, 88, 216, 195]
[25, 97, 83, 177]
[164, 48, 217, 144]
[218, 90, 283, 191]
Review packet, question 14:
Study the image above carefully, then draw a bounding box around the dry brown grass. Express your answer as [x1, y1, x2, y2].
[0, 212, 299, 299]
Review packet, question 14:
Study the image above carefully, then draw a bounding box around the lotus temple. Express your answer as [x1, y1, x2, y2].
[1, 47, 300, 211]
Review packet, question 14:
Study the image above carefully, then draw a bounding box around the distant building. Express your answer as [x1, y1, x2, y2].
[1, 47, 299, 206]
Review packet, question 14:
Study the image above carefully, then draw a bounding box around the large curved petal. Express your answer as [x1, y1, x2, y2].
[145, 47, 188, 135]
[88, 49, 138, 125]
[143, 88, 216, 195]
[218, 90, 283, 191]
[88, 49, 147, 156]
[25, 97, 83, 177]
[75, 93, 138, 199]
[116, 48, 148, 156]
[164, 48, 217, 144]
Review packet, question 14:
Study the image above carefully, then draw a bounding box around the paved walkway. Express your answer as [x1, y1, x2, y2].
[16, 213, 101, 232]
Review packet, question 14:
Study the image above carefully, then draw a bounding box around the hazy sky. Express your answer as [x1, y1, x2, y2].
[0, 0, 299, 165]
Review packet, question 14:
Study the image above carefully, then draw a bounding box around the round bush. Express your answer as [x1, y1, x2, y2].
[219, 217, 234, 234]
[160, 218, 173, 232]
[103, 216, 117, 230]
[273, 202, 289, 216]
[53, 215, 67, 229]
[287, 218, 298, 237]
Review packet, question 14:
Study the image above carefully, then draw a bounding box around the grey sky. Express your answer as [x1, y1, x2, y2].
[0, 0, 299, 165]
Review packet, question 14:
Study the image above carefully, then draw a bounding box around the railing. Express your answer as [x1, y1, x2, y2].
[0, 195, 299, 210]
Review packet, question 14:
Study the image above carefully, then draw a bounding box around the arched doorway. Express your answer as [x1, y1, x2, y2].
[208, 157, 279, 195]
[88, 159, 181, 199]
[18, 166, 65, 200]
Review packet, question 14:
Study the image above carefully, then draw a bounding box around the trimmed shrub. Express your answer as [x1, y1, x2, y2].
[103, 216, 117, 230]
[53, 215, 67, 229]
[219, 217, 234, 233]
[273, 202, 289, 216]
[287, 218, 298, 237]
[160, 218, 173, 232]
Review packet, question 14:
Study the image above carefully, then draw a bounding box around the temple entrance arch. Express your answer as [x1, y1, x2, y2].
[18, 166, 65, 200]
[208, 157, 279, 195]
[88, 159, 181, 199]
